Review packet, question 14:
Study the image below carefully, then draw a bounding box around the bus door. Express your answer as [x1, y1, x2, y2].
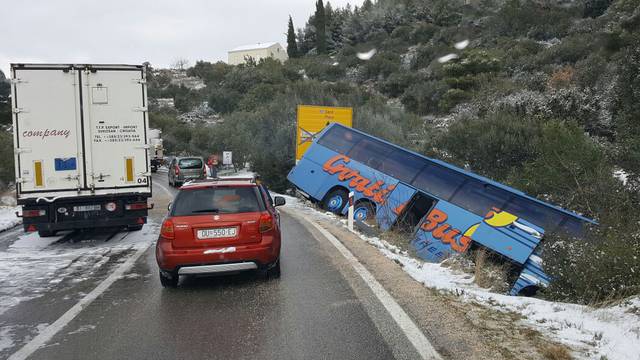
[375, 183, 416, 231]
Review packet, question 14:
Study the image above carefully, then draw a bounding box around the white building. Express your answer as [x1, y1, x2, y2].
[228, 42, 288, 65]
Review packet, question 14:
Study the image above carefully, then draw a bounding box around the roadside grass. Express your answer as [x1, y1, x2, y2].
[540, 344, 573, 360]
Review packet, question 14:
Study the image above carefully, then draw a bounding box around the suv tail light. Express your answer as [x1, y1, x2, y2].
[125, 202, 147, 211]
[175, 166, 180, 176]
[160, 219, 175, 239]
[23, 209, 46, 218]
[258, 213, 273, 233]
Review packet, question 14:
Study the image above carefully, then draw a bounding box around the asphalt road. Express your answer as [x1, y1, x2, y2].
[0, 172, 426, 360]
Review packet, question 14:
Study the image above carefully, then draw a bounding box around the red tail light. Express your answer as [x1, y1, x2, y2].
[259, 213, 273, 233]
[23, 209, 46, 218]
[160, 219, 175, 239]
[125, 202, 148, 211]
[175, 166, 180, 175]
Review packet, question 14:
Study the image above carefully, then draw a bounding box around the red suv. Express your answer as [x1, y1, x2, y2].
[156, 178, 285, 288]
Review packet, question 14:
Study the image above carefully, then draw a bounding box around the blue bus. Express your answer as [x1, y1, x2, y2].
[287, 123, 596, 296]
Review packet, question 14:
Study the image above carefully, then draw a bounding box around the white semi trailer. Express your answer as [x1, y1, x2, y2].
[10, 64, 152, 236]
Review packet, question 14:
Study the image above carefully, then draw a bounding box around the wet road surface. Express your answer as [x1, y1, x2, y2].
[1, 173, 423, 360]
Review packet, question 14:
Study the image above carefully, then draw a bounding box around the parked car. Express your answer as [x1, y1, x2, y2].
[156, 178, 285, 288]
[168, 156, 207, 187]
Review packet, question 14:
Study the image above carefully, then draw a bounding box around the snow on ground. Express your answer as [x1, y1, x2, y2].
[277, 193, 640, 360]
[0, 222, 159, 317]
[0, 206, 21, 232]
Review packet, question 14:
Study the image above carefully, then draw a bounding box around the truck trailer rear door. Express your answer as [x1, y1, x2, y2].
[12, 66, 85, 193]
[81, 67, 150, 190]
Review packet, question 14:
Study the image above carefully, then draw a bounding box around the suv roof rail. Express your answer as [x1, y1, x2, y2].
[213, 176, 256, 182]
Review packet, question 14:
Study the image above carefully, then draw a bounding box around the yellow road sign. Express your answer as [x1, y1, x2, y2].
[296, 105, 353, 161]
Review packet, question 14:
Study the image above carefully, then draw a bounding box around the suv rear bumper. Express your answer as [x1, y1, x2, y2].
[156, 237, 280, 273]
[178, 262, 258, 275]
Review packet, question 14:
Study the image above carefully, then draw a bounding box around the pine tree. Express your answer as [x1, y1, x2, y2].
[362, 0, 373, 12]
[286, 16, 299, 58]
[315, 0, 327, 54]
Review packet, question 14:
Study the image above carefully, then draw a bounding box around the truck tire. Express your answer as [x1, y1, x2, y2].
[38, 230, 57, 237]
[159, 271, 178, 288]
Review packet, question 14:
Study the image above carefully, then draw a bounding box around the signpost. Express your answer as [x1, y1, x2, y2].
[222, 151, 232, 166]
[296, 105, 353, 162]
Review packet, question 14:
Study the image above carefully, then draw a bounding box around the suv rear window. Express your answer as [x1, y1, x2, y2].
[172, 186, 265, 216]
[178, 158, 203, 169]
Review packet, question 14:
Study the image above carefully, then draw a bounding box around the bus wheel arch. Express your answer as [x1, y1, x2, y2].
[354, 199, 376, 223]
[321, 186, 349, 214]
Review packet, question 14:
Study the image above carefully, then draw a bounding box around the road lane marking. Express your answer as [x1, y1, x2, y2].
[8, 243, 152, 360]
[293, 212, 442, 360]
[154, 181, 174, 199]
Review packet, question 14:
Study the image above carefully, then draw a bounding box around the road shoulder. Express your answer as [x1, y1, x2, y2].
[283, 207, 572, 360]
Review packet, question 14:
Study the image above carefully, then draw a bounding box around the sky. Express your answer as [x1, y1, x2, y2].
[1, 0, 363, 76]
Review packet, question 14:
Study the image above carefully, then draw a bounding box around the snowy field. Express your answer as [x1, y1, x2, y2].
[0, 206, 21, 233]
[277, 193, 640, 360]
[0, 223, 159, 353]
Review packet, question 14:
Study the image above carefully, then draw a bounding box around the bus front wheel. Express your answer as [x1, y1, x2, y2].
[322, 189, 348, 214]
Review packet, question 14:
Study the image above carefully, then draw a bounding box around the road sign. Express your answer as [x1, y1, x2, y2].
[296, 105, 353, 161]
[222, 151, 232, 166]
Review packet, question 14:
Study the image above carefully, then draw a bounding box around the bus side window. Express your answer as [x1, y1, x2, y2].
[347, 138, 392, 171]
[503, 197, 562, 231]
[449, 181, 512, 217]
[380, 150, 425, 184]
[317, 126, 363, 155]
[412, 164, 465, 200]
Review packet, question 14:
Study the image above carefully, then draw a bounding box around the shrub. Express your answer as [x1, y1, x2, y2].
[379, 71, 420, 98]
[438, 88, 471, 112]
[208, 88, 242, 114]
[436, 110, 542, 180]
[362, 51, 400, 79]
[547, 66, 575, 89]
[0, 131, 14, 188]
[410, 22, 438, 43]
[401, 80, 449, 115]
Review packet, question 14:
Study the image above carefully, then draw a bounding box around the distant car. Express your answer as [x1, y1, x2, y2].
[156, 178, 285, 288]
[168, 156, 206, 187]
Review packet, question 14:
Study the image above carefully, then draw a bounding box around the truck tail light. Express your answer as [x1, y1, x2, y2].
[125, 202, 147, 211]
[23, 209, 46, 218]
[259, 213, 273, 233]
[160, 219, 175, 239]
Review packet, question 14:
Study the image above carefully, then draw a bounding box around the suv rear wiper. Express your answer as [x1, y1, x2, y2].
[191, 208, 220, 213]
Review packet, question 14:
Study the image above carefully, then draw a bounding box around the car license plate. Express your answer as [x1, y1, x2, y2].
[197, 227, 237, 239]
[73, 204, 101, 212]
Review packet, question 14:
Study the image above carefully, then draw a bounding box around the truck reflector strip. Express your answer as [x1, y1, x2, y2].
[34, 161, 44, 187]
[125, 158, 134, 183]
